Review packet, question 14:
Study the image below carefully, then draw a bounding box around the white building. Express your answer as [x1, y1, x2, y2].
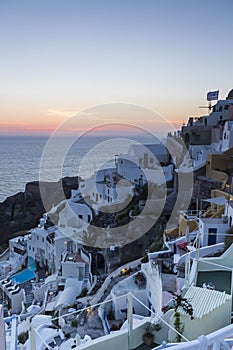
[0, 277, 25, 314]
[221, 121, 233, 152]
[126, 144, 170, 167]
[61, 243, 92, 291]
[0, 236, 29, 279]
[169, 286, 232, 342]
[117, 143, 172, 187]
[141, 261, 163, 315]
[27, 226, 51, 267]
[58, 200, 92, 230]
[27, 199, 93, 273]
[81, 167, 127, 205]
[111, 260, 163, 321]
[111, 272, 148, 320]
[198, 217, 229, 247]
[46, 229, 71, 274]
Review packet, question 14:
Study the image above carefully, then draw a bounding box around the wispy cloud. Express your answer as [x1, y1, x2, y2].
[47, 108, 81, 118]
[47, 108, 100, 120]
[76, 111, 98, 119]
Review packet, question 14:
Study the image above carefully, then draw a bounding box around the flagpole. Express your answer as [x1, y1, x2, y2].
[208, 101, 212, 113]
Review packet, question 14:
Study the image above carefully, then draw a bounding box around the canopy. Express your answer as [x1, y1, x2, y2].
[202, 196, 227, 206]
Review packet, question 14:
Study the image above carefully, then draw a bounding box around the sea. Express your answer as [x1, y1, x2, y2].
[0, 134, 156, 203]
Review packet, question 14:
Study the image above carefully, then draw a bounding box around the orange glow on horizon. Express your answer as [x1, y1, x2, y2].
[0, 107, 185, 135]
[0, 121, 182, 136]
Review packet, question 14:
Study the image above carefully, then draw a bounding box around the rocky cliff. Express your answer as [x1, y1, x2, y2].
[0, 177, 79, 243]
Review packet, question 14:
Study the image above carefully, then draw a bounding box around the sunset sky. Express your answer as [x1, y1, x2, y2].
[1, 0, 233, 135]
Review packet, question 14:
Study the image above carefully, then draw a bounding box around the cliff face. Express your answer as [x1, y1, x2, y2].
[0, 177, 79, 243]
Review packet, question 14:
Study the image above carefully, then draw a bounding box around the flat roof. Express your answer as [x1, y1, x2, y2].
[199, 217, 226, 224]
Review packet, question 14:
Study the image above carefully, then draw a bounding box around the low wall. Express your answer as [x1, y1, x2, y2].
[91, 258, 142, 305]
[178, 242, 224, 265]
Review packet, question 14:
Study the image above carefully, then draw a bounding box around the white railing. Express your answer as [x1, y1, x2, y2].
[27, 291, 233, 350]
[156, 324, 233, 349]
[177, 242, 224, 265]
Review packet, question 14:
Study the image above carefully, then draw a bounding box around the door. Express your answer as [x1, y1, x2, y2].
[208, 228, 217, 245]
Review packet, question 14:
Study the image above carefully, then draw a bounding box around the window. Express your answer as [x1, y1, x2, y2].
[78, 267, 84, 280]
[150, 158, 153, 163]
[78, 214, 83, 220]
[42, 238, 44, 243]
[219, 106, 223, 112]
[33, 247, 35, 252]
[37, 235, 39, 241]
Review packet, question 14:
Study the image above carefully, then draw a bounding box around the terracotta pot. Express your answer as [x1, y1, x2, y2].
[143, 333, 154, 346]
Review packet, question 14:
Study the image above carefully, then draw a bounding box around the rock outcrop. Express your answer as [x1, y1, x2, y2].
[0, 177, 79, 243]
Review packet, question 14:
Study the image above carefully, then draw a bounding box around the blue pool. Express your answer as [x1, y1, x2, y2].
[11, 257, 36, 284]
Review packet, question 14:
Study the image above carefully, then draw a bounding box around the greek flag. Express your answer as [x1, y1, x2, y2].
[207, 90, 219, 101]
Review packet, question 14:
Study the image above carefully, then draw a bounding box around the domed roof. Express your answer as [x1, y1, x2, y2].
[226, 89, 233, 100]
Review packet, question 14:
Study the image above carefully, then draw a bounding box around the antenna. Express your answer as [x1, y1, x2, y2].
[199, 102, 212, 113]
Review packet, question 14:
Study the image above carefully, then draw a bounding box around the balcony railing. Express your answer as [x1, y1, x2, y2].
[156, 324, 233, 350]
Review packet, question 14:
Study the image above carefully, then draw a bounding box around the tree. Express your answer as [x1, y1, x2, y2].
[171, 292, 193, 342]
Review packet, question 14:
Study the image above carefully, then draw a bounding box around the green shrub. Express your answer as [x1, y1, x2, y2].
[141, 256, 149, 263]
[18, 331, 29, 344]
[78, 287, 88, 298]
[149, 241, 163, 253]
[71, 319, 78, 327]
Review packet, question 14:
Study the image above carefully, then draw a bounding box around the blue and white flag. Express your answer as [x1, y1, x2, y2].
[207, 90, 219, 101]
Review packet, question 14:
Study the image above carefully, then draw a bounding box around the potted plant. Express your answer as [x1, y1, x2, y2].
[143, 324, 154, 346]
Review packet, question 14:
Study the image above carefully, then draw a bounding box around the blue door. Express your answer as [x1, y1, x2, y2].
[208, 228, 217, 245]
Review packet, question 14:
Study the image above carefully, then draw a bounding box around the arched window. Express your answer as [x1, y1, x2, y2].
[219, 106, 223, 112]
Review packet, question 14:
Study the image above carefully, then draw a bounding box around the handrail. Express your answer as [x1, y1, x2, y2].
[158, 324, 233, 349]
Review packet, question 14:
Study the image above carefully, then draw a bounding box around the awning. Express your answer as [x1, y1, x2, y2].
[202, 196, 227, 206]
[177, 241, 189, 250]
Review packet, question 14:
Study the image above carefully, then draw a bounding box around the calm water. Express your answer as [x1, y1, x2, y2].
[0, 134, 152, 203]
